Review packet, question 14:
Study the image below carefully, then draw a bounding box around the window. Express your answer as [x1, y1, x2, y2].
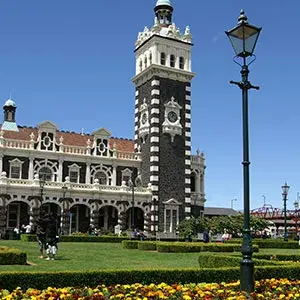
[149, 52, 152, 64]
[39, 167, 52, 181]
[139, 60, 142, 72]
[121, 168, 133, 186]
[70, 171, 79, 183]
[9, 158, 23, 179]
[95, 171, 107, 185]
[179, 57, 184, 69]
[68, 164, 81, 183]
[160, 52, 166, 65]
[144, 57, 147, 68]
[170, 54, 175, 67]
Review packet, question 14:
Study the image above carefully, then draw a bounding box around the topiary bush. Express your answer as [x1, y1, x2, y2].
[138, 241, 157, 251]
[122, 240, 139, 249]
[0, 247, 27, 265]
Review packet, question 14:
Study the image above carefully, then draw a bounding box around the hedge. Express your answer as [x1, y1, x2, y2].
[0, 247, 27, 265]
[156, 242, 259, 253]
[137, 241, 157, 251]
[2, 265, 300, 291]
[122, 240, 139, 249]
[225, 238, 300, 249]
[21, 234, 128, 243]
[198, 253, 280, 269]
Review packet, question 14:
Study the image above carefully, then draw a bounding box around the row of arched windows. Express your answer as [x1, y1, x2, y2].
[139, 52, 185, 72]
[161, 53, 185, 69]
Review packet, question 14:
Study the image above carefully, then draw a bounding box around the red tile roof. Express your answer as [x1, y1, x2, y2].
[2, 126, 134, 152]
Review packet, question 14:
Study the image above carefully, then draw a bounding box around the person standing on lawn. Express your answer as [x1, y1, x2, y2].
[45, 212, 60, 260]
[36, 209, 48, 258]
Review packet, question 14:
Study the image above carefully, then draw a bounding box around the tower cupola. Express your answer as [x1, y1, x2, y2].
[1, 96, 19, 131]
[154, 0, 173, 26]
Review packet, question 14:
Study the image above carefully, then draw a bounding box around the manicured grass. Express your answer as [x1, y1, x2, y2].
[0, 240, 202, 272]
[1, 240, 299, 273]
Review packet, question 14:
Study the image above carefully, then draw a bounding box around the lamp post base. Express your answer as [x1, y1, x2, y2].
[240, 259, 254, 292]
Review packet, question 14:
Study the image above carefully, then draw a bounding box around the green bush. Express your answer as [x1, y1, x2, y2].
[122, 240, 139, 249]
[138, 241, 157, 251]
[255, 240, 299, 249]
[155, 242, 258, 253]
[254, 253, 300, 262]
[2, 265, 300, 291]
[21, 234, 128, 243]
[198, 253, 279, 269]
[0, 247, 27, 265]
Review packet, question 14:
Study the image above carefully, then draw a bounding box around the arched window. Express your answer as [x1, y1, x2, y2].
[179, 57, 184, 69]
[170, 54, 175, 67]
[39, 167, 52, 181]
[95, 171, 107, 185]
[139, 59, 142, 72]
[160, 52, 166, 65]
[149, 52, 152, 65]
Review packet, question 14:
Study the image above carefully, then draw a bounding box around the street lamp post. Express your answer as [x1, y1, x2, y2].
[39, 174, 46, 203]
[281, 182, 290, 242]
[129, 173, 135, 229]
[225, 10, 262, 293]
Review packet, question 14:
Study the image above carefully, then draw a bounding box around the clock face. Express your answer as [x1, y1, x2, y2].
[167, 111, 178, 123]
[141, 113, 147, 124]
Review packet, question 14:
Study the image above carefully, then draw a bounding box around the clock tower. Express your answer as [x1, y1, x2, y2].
[132, 0, 195, 233]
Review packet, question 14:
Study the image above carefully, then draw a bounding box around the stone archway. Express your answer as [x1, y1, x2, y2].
[126, 207, 145, 230]
[98, 205, 118, 232]
[69, 204, 90, 233]
[7, 201, 30, 230]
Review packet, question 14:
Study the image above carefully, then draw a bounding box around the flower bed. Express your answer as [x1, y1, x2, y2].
[1, 278, 300, 299]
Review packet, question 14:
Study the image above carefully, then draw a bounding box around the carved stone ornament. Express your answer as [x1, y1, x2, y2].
[138, 98, 150, 143]
[162, 96, 182, 142]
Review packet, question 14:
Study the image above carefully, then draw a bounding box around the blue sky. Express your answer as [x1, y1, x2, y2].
[0, 0, 298, 211]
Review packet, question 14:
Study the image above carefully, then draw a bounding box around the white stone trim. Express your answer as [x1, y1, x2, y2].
[185, 131, 191, 137]
[134, 125, 139, 131]
[151, 89, 160, 96]
[150, 136, 159, 143]
[185, 169, 191, 175]
[185, 160, 191, 165]
[185, 178, 191, 184]
[151, 98, 160, 105]
[134, 134, 138, 140]
[185, 104, 191, 110]
[185, 197, 191, 203]
[185, 95, 191, 100]
[150, 175, 159, 182]
[185, 141, 191, 146]
[151, 127, 159, 133]
[185, 150, 191, 156]
[150, 166, 159, 172]
[185, 188, 191, 193]
[135, 107, 139, 114]
[185, 113, 191, 119]
[185, 86, 191, 92]
[151, 108, 160, 115]
[135, 116, 138, 122]
[151, 185, 159, 191]
[185, 123, 191, 128]
[151, 117, 160, 124]
[185, 207, 191, 213]
[135, 99, 139, 105]
[151, 80, 160, 86]
[135, 90, 139, 96]
[150, 156, 159, 162]
[150, 146, 159, 152]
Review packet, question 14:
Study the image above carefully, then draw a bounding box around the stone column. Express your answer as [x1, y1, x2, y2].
[58, 158, 63, 182]
[28, 157, 34, 180]
[85, 163, 91, 184]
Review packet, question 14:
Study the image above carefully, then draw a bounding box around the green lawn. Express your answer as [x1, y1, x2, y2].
[1, 240, 299, 273]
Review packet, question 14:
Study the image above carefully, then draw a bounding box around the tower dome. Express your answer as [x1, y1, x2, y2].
[3, 98, 16, 108]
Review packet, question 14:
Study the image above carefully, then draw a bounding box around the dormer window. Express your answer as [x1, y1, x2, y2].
[170, 55, 175, 67]
[160, 52, 166, 65]
[179, 57, 184, 69]
[9, 158, 23, 179]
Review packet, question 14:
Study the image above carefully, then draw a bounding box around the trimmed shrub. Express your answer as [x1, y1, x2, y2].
[138, 241, 157, 251]
[0, 247, 27, 265]
[254, 253, 300, 262]
[2, 265, 300, 291]
[21, 234, 128, 243]
[122, 240, 139, 249]
[155, 242, 258, 253]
